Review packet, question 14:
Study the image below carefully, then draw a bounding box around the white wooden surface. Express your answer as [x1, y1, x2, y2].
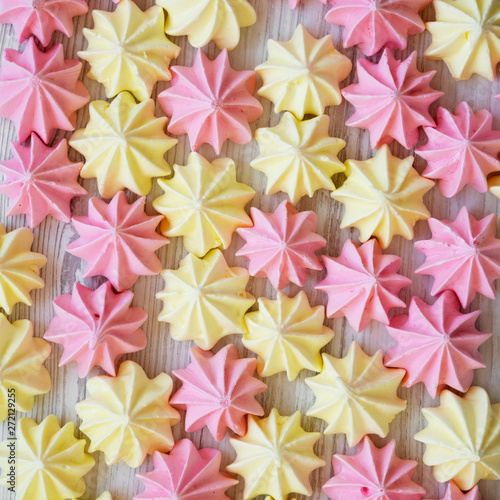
[1, 1, 500, 499]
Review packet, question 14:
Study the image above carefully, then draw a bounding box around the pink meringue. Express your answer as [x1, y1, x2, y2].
[0, 135, 86, 228]
[384, 291, 490, 398]
[427, 482, 480, 500]
[326, 0, 431, 56]
[44, 281, 147, 378]
[415, 206, 500, 307]
[0, 38, 90, 144]
[236, 200, 326, 290]
[170, 344, 266, 442]
[342, 49, 443, 149]
[135, 439, 238, 500]
[159, 49, 262, 154]
[0, 0, 88, 46]
[323, 437, 426, 500]
[315, 239, 411, 332]
[416, 102, 500, 197]
[66, 192, 168, 292]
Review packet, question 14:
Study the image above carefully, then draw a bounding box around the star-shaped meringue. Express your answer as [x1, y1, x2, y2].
[331, 145, 434, 248]
[416, 102, 500, 197]
[153, 152, 255, 258]
[157, 249, 255, 350]
[251, 112, 345, 204]
[315, 239, 411, 332]
[69, 92, 177, 198]
[243, 291, 334, 381]
[236, 200, 326, 290]
[427, 482, 480, 500]
[78, 0, 180, 101]
[415, 206, 500, 307]
[256, 24, 352, 119]
[66, 192, 168, 292]
[342, 49, 443, 149]
[170, 344, 266, 442]
[158, 49, 262, 154]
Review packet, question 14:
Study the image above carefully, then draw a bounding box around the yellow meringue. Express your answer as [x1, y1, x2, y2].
[305, 342, 406, 447]
[157, 249, 255, 350]
[76, 360, 180, 468]
[243, 291, 334, 381]
[251, 112, 346, 204]
[488, 174, 500, 199]
[70, 92, 176, 198]
[157, 0, 256, 50]
[227, 409, 325, 500]
[153, 152, 255, 258]
[96, 492, 112, 500]
[0, 415, 95, 500]
[256, 24, 352, 120]
[79, 0, 180, 101]
[331, 145, 434, 248]
[415, 386, 500, 490]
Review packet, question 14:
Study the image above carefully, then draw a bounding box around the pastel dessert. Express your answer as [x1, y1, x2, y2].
[157, 249, 255, 350]
[0, 314, 51, 422]
[0, 0, 88, 46]
[70, 92, 177, 198]
[0, 224, 46, 314]
[76, 360, 180, 468]
[0, 415, 95, 500]
[0, 38, 89, 144]
[256, 24, 352, 119]
[326, 0, 431, 56]
[428, 482, 480, 500]
[158, 50, 262, 154]
[227, 409, 325, 500]
[415, 206, 500, 307]
[489, 174, 500, 199]
[416, 102, 500, 197]
[243, 291, 334, 381]
[153, 152, 255, 258]
[305, 342, 406, 447]
[157, 0, 256, 50]
[66, 192, 168, 292]
[78, 0, 180, 101]
[331, 145, 434, 248]
[342, 49, 443, 149]
[44, 281, 147, 378]
[251, 112, 346, 204]
[236, 200, 326, 290]
[97, 493, 113, 500]
[316, 239, 411, 332]
[323, 437, 426, 500]
[170, 344, 266, 442]
[415, 386, 500, 490]
[425, 0, 500, 81]
[135, 439, 238, 500]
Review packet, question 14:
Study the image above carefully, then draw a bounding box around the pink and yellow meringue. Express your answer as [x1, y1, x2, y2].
[427, 482, 480, 500]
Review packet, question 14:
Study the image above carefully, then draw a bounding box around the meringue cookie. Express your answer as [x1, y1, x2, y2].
[157, 249, 255, 350]
[79, 0, 180, 101]
[243, 291, 334, 381]
[227, 409, 325, 500]
[331, 145, 434, 248]
[153, 152, 254, 258]
[305, 342, 406, 447]
[158, 0, 256, 50]
[70, 92, 176, 198]
[97, 493, 113, 500]
[415, 386, 500, 490]
[0, 314, 51, 422]
[236, 200, 326, 290]
[316, 239, 411, 332]
[256, 24, 352, 119]
[158, 49, 262, 154]
[0, 224, 46, 314]
[76, 360, 180, 468]
[0, 415, 95, 500]
[251, 112, 345, 204]
[489, 174, 500, 199]
[170, 344, 266, 442]
[427, 482, 480, 500]
[0, 38, 89, 144]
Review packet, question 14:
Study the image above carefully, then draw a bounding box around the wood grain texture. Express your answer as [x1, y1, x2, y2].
[1, 0, 500, 498]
